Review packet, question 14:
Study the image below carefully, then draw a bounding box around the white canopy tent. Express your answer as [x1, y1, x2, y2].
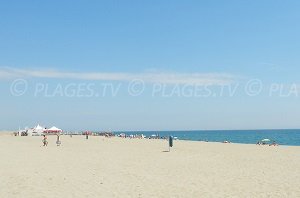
[45, 126, 62, 134]
[27, 124, 45, 136]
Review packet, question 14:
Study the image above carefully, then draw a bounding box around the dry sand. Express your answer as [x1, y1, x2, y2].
[0, 134, 300, 198]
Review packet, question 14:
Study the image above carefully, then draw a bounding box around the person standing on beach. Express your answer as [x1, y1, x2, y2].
[42, 135, 48, 146]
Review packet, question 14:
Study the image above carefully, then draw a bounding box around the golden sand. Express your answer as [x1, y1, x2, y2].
[0, 135, 299, 198]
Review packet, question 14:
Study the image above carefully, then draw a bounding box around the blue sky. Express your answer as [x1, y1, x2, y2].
[1, 0, 300, 131]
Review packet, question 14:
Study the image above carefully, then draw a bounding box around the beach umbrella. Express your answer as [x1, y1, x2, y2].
[261, 139, 271, 142]
[168, 136, 173, 152]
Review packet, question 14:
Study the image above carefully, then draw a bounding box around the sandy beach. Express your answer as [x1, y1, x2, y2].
[0, 134, 300, 198]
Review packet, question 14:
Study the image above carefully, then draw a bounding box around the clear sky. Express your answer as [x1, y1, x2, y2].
[1, 0, 300, 131]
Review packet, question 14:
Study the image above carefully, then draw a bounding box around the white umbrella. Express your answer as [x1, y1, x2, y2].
[261, 139, 271, 142]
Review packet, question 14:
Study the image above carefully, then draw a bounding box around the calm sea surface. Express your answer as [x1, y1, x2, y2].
[122, 130, 300, 146]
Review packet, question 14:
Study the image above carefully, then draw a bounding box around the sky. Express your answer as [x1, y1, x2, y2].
[1, 0, 300, 131]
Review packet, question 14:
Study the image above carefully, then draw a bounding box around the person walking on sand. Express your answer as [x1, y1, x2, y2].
[56, 134, 61, 146]
[42, 135, 48, 146]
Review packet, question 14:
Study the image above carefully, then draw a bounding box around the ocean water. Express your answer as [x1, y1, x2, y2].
[122, 130, 300, 146]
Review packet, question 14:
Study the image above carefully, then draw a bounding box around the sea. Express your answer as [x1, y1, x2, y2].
[122, 129, 300, 146]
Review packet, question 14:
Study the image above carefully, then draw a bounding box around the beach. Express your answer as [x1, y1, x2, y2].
[0, 134, 300, 198]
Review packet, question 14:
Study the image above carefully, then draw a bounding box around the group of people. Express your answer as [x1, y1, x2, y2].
[42, 134, 61, 146]
[256, 141, 279, 146]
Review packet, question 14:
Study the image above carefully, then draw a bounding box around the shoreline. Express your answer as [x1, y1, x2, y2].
[3, 131, 300, 147]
